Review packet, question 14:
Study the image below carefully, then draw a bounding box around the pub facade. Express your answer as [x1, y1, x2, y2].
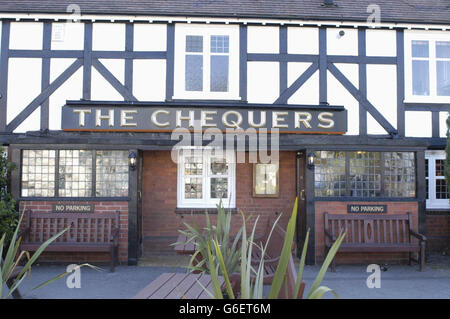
[0, 0, 449, 265]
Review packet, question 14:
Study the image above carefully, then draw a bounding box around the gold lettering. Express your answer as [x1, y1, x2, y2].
[120, 110, 137, 127]
[73, 109, 91, 127]
[201, 111, 217, 127]
[295, 112, 312, 129]
[222, 111, 243, 128]
[151, 110, 170, 127]
[248, 111, 266, 128]
[318, 112, 335, 129]
[95, 109, 114, 127]
[176, 110, 195, 128]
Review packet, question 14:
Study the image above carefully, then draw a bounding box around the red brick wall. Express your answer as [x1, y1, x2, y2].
[142, 151, 297, 254]
[426, 212, 450, 253]
[19, 201, 129, 263]
[315, 201, 419, 264]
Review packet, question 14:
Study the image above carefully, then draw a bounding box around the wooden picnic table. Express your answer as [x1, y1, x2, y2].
[133, 272, 224, 299]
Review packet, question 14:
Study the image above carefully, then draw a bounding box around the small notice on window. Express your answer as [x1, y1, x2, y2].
[52, 204, 94, 213]
[347, 204, 387, 214]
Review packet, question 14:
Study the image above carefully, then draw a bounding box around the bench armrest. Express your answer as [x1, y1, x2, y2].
[251, 256, 280, 266]
[324, 228, 336, 241]
[410, 229, 426, 242]
[110, 228, 120, 245]
[18, 227, 30, 240]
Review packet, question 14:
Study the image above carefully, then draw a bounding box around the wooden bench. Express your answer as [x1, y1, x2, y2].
[133, 272, 224, 299]
[324, 212, 427, 272]
[20, 210, 120, 272]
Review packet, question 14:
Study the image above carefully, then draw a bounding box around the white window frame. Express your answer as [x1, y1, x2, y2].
[405, 31, 450, 103]
[425, 150, 450, 209]
[173, 24, 240, 100]
[177, 148, 236, 208]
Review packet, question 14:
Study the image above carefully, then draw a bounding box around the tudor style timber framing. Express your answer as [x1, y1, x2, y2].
[0, 20, 447, 140]
[0, 18, 445, 264]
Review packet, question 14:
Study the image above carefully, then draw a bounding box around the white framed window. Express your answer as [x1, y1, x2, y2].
[177, 148, 236, 208]
[405, 31, 450, 103]
[425, 151, 450, 209]
[173, 24, 240, 100]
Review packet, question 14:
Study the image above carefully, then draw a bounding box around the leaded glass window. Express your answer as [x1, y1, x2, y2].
[21, 149, 129, 198]
[21, 150, 56, 197]
[96, 150, 129, 197]
[349, 152, 381, 197]
[314, 151, 416, 198]
[384, 152, 416, 197]
[314, 151, 346, 197]
[58, 150, 93, 197]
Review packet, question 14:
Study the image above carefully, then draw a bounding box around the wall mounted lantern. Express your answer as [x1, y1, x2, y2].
[128, 151, 137, 171]
[307, 152, 316, 170]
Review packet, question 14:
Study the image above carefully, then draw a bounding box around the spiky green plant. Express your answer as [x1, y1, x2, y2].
[1, 210, 101, 299]
[200, 198, 346, 299]
[173, 201, 244, 275]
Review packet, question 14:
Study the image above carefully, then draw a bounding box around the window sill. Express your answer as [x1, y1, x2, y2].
[175, 207, 238, 215]
[19, 197, 131, 202]
[404, 97, 450, 104]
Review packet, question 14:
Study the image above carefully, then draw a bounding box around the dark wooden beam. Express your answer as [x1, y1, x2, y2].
[165, 23, 175, 101]
[239, 25, 248, 102]
[247, 53, 318, 63]
[92, 59, 137, 101]
[396, 30, 406, 137]
[358, 29, 367, 136]
[432, 111, 440, 138]
[125, 23, 134, 94]
[40, 22, 52, 130]
[319, 27, 327, 104]
[328, 62, 397, 135]
[274, 63, 318, 104]
[279, 26, 288, 96]
[83, 22, 93, 100]
[0, 21, 10, 131]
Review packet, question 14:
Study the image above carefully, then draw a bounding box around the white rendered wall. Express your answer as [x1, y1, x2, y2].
[247, 26, 279, 53]
[134, 23, 166, 51]
[247, 62, 279, 103]
[10, 22, 43, 50]
[92, 23, 125, 51]
[7, 58, 42, 132]
[327, 28, 358, 56]
[133, 60, 166, 101]
[405, 111, 432, 137]
[367, 65, 397, 135]
[51, 22, 84, 50]
[366, 29, 396, 57]
[288, 27, 319, 54]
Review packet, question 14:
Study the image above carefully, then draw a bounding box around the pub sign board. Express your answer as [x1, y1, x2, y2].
[62, 104, 348, 134]
[52, 204, 94, 213]
[347, 204, 387, 214]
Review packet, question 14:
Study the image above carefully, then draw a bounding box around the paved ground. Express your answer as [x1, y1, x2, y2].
[7, 254, 450, 299]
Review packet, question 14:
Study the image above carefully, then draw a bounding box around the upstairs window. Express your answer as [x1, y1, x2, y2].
[174, 25, 239, 100]
[405, 32, 450, 102]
